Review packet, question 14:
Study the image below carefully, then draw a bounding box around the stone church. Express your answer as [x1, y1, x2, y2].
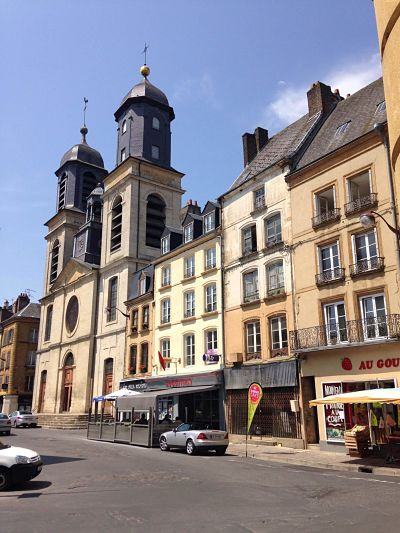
[33, 66, 184, 423]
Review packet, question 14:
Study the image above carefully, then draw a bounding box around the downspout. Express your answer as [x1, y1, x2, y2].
[375, 122, 400, 273]
[89, 269, 100, 411]
[219, 200, 227, 431]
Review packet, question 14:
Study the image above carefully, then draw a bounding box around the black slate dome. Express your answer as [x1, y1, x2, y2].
[120, 79, 169, 108]
[60, 127, 104, 168]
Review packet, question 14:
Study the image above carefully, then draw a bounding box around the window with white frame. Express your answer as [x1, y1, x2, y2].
[265, 213, 282, 247]
[245, 321, 261, 357]
[243, 270, 259, 303]
[242, 225, 257, 255]
[161, 338, 171, 369]
[267, 260, 284, 295]
[184, 291, 196, 318]
[142, 306, 149, 328]
[184, 223, 194, 243]
[323, 302, 347, 344]
[185, 334, 195, 366]
[353, 230, 378, 268]
[151, 145, 160, 159]
[131, 309, 138, 331]
[26, 351, 37, 367]
[254, 187, 265, 210]
[161, 299, 171, 324]
[360, 293, 387, 339]
[270, 316, 288, 350]
[203, 212, 215, 233]
[152, 117, 160, 130]
[161, 235, 170, 254]
[314, 186, 336, 218]
[347, 170, 372, 203]
[139, 275, 148, 296]
[205, 329, 218, 351]
[184, 255, 195, 278]
[205, 283, 217, 312]
[205, 247, 216, 270]
[161, 266, 171, 287]
[318, 241, 341, 281]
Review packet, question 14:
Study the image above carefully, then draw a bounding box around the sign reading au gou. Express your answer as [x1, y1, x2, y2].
[341, 357, 400, 371]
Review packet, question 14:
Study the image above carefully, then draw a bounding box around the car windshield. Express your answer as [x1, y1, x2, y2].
[0, 414, 8, 420]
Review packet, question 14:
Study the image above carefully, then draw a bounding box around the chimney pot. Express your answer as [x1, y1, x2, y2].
[254, 127, 269, 153]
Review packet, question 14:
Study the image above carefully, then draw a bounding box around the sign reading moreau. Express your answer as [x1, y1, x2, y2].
[323, 382, 345, 442]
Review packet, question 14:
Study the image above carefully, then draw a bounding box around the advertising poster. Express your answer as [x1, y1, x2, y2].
[247, 382, 263, 433]
[323, 382, 345, 442]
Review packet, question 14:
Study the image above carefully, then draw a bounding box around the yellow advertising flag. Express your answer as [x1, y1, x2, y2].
[247, 382, 263, 433]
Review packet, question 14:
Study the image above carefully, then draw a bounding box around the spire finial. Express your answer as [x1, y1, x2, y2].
[140, 42, 150, 78]
[83, 97, 88, 127]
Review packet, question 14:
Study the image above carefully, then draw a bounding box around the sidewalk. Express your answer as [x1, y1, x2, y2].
[227, 440, 400, 478]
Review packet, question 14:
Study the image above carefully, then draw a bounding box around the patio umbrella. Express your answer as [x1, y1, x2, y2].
[310, 387, 400, 406]
[93, 388, 142, 401]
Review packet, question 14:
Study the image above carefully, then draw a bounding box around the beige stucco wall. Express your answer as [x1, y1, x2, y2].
[223, 166, 294, 363]
[375, 0, 400, 182]
[153, 234, 223, 375]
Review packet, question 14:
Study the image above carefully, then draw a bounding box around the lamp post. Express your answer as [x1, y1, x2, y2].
[360, 210, 400, 271]
[105, 306, 129, 319]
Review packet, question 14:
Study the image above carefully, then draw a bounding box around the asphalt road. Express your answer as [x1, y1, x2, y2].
[1, 428, 400, 532]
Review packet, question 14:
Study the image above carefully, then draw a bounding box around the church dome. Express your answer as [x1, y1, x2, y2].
[60, 127, 104, 168]
[119, 79, 170, 108]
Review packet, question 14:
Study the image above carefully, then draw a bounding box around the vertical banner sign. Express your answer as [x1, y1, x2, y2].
[247, 382, 263, 433]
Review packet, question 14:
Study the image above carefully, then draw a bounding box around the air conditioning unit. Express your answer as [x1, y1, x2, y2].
[230, 352, 243, 363]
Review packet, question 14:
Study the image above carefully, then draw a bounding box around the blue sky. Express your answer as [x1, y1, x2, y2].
[0, 0, 381, 304]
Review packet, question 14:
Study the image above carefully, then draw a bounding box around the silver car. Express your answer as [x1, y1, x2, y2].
[9, 411, 38, 428]
[159, 423, 229, 455]
[0, 414, 11, 436]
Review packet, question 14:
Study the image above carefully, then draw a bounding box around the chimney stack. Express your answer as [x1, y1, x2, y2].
[242, 127, 269, 167]
[12, 293, 30, 314]
[307, 81, 342, 117]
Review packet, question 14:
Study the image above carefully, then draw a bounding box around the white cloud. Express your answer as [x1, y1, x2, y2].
[264, 53, 382, 130]
[173, 72, 220, 109]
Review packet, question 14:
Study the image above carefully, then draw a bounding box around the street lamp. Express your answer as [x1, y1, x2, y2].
[360, 210, 400, 237]
[104, 306, 129, 318]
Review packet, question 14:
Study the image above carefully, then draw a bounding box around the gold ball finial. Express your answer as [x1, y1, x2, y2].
[140, 64, 150, 78]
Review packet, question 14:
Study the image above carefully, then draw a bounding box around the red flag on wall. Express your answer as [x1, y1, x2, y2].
[158, 351, 166, 371]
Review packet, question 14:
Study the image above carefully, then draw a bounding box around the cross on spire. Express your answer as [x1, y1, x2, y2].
[83, 97, 88, 127]
[142, 42, 149, 64]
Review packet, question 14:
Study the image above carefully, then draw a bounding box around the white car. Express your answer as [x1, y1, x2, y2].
[159, 423, 229, 455]
[0, 440, 42, 490]
[9, 411, 38, 428]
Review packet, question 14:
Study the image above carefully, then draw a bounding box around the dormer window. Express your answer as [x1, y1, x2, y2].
[152, 117, 160, 130]
[151, 145, 160, 160]
[203, 212, 215, 233]
[335, 121, 350, 137]
[139, 274, 149, 296]
[122, 120, 127, 134]
[184, 223, 194, 243]
[161, 235, 170, 254]
[254, 187, 265, 210]
[121, 148, 126, 162]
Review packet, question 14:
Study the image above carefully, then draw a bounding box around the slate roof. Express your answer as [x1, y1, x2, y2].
[127, 264, 154, 301]
[60, 141, 104, 168]
[14, 303, 41, 319]
[228, 112, 322, 192]
[294, 78, 386, 171]
[120, 79, 169, 108]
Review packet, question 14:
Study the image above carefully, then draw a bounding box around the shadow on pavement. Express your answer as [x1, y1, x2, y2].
[41, 455, 85, 465]
[5, 480, 52, 493]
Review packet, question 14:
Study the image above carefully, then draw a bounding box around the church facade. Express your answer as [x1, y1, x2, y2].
[32, 67, 184, 420]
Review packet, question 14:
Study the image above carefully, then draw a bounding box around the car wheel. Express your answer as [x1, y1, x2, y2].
[5, 432, 10, 436]
[159, 436, 169, 451]
[186, 439, 197, 455]
[215, 447, 227, 456]
[31, 424, 37, 428]
[0, 468, 11, 491]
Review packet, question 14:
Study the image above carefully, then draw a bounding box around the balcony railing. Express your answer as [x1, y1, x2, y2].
[266, 286, 286, 299]
[344, 193, 378, 215]
[245, 351, 262, 361]
[271, 347, 289, 358]
[290, 314, 400, 351]
[243, 291, 260, 304]
[315, 267, 345, 286]
[350, 257, 384, 277]
[312, 208, 341, 228]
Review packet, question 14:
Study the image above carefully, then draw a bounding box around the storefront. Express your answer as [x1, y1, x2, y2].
[224, 360, 302, 447]
[302, 346, 400, 451]
[119, 370, 225, 430]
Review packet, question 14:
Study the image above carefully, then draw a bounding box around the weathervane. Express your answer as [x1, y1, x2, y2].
[83, 97, 89, 127]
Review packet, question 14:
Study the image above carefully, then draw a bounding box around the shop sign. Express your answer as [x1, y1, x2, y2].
[165, 378, 192, 388]
[341, 357, 400, 372]
[202, 350, 220, 364]
[323, 382, 345, 442]
[247, 382, 263, 433]
[125, 380, 148, 391]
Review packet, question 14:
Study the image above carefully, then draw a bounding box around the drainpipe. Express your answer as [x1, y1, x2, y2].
[374, 122, 400, 273]
[219, 201, 227, 431]
[89, 269, 100, 411]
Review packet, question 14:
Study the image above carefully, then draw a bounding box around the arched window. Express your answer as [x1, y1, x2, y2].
[266, 260, 285, 297]
[122, 120, 127, 134]
[110, 196, 122, 252]
[44, 305, 53, 341]
[146, 194, 166, 248]
[58, 172, 67, 211]
[81, 172, 98, 210]
[152, 117, 160, 130]
[64, 353, 74, 367]
[107, 276, 118, 322]
[265, 213, 282, 248]
[49, 240, 60, 285]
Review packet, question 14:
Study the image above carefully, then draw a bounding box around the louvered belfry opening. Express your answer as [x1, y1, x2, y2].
[49, 240, 60, 285]
[146, 194, 166, 248]
[81, 172, 98, 210]
[58, 173, 67, 211]
[110, 196, 122, 252]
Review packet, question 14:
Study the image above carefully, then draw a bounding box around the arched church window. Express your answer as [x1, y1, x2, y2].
[58, 172, 67, 211]
[64, 353, 74, 367]
[49, 240, 60, 285]
[152, 117, 160, 131]
[146, 194, 166, 248]
[110, 196, 122, 252]
[81, 172, 98, 210]
[44, 305, 53, 341]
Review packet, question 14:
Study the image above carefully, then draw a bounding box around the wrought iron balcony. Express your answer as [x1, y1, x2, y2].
[345, 193, 378, 216]
[245, 351, 262, 361]
[266, 286, 286, 299]
[312, 208, 341, 228]
[243, 291, 260, 304]
[271, 347, 289, 358]
[350, 257, 384, 277]
[315, 267, 345, 286]
[290, 314, 400, 351]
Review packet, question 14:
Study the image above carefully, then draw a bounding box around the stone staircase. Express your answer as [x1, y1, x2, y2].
[37, 413, 89, 430]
